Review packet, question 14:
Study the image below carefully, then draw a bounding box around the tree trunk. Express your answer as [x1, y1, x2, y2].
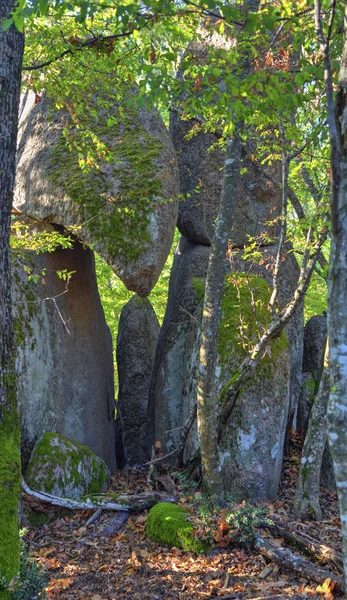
[325, 0, 347, 587]
[197, 136, 242, 495]
[0, 3, 24, 596]
[295, 344, 329, 521]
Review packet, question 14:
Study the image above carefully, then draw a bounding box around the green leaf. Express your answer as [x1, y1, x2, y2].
[2, 18, 13, 31]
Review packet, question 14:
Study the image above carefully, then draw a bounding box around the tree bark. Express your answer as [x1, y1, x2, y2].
[327, 2, 347, 587]
[0, 3, 24, 597]
[295, 344, 329, 521]
[197, 136, 242, 495]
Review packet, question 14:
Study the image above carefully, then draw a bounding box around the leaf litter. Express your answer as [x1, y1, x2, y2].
[24, 433, 343, 600]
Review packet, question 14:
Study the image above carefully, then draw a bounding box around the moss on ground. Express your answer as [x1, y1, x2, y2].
[146, 503, 205, 553]
[26, 432, 109, 497]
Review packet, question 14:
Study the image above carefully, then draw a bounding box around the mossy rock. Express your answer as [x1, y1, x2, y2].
[146, 502, 205, 553]
[15, 90, 179, 296]
[26, 432, 110, 499]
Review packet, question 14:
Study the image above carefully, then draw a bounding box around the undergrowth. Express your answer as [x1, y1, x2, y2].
[0, 530, 47, 600]
[173, 471, 273, 550]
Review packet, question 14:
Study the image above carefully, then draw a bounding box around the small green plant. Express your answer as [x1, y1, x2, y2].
[225, 502, 273, 546]
[0, 530, 48, 599]
[172, 471, 198, 495]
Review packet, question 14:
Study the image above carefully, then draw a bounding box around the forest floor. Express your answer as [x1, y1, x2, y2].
[24, 433, 343, 600]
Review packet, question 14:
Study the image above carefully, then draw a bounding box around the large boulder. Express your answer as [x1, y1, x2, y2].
[26, 432, 110, 498]
[151, 236, 210, 452]
[216, 273, 290, 500]
[170, 38, 282, 247]
[13, 224, 116, 471]
[15, 91, 179, 296]
[297, 314, 327, 432]
[116, 296, 160, 465]
[302, 315, 327, 381]
[229, 244, 304, 422]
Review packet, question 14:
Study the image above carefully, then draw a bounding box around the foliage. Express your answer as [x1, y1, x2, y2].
[225, 501, 272, 546]
[0, 530, 47, 600]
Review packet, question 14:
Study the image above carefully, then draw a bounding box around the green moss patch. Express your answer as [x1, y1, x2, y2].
[193, 272, 288, 403]
[0, 366, 21, 595]
[146, 503, 205, 553]
[26, 432, 109, 499]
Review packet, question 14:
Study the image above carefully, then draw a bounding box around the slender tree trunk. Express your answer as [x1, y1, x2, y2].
[197, 136, 242, 495]
[323, 0, 347, 587]
[0, 3, 24, 596]
[295, 344, 329, 521]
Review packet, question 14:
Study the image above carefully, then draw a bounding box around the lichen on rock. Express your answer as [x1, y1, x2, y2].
[25, 432, 110, 499]
[15, 89, 179, 296]
[216, 273, 290, 501]
[146, 502, 205, 553]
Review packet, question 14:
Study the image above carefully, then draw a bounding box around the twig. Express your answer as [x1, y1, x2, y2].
[143, 448, 178, 466]
[85, 508, 102, 527]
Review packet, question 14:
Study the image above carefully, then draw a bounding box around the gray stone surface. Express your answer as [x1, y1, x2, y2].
[171, 40, 281, 246]
[15, 91, 179, 296]
[26, 432, 110, 498]
[151, 236, 210, 452]
[302, 315, 327, 381]
[185, 273, 290, 500]
[297, 315, 327, 432]
[13, 225, 116, 471]
[228, 244, 304, 421]
[116, 296, 160, 465]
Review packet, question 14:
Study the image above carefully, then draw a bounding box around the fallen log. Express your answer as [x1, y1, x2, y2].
[22, 479, 176, 512]
[270, 521, 343, 572]
[253, 532, 345, 594]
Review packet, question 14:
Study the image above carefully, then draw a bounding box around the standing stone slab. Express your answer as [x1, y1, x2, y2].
[229, 244, 304, 422]
[15, 91, 179, 296]
[117, 296, 160, 465]
[297, 314, 327, 432]
[13, 225, 116, 471]
[217, 273, 290, 500]
[151, 237, 210, 452]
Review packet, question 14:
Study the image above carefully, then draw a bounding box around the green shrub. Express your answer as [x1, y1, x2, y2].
[225, 502, 272, 546]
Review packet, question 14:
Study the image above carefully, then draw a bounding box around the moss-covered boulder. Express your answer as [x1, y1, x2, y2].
[14, 90, 179, 296]
[146, 502, 205, 553]
[26, 432, 110, 498]
[216, 273, 290, 501]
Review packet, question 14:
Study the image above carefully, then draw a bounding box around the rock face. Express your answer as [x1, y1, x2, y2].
[216, 274, 290, 500]
[297, 314, 327, 432]
[229, 245, 304, 421]
[171, 117, 281, 247]
[116, 296, 160, 465]
[170, 38, 281, 247]
[302, 315, 327, 381]
[26, 432, 110, 498]
[13, 226, 116, 471]
[15, 91, 179, 296]
[151, 237, 210, 452]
